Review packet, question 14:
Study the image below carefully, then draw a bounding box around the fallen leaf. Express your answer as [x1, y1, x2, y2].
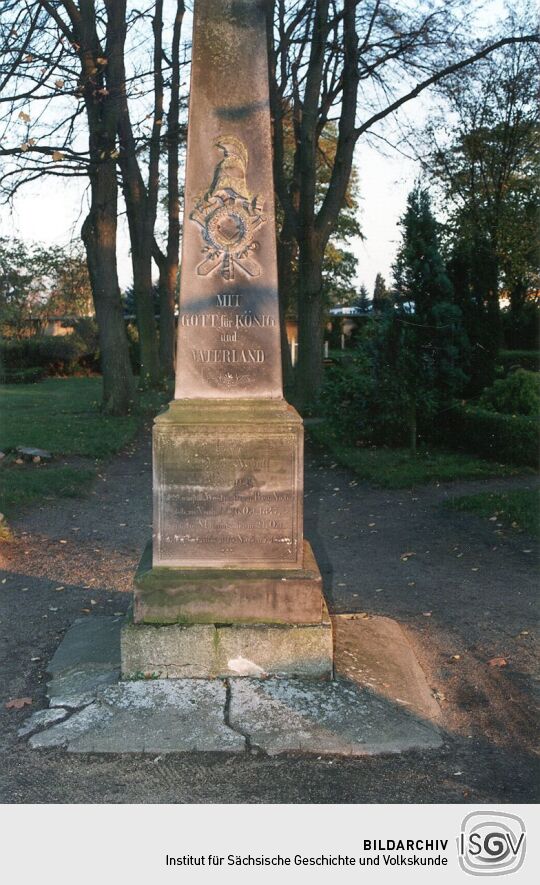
[51, 150, 65, 161]
[54, 78, 64, 89]
[18, 110, 30, 122]
[5, 697, 32, 710]
[488, 656, 508, 668]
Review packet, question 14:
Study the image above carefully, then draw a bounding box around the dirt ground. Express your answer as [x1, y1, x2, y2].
[0, 427, 538, 803]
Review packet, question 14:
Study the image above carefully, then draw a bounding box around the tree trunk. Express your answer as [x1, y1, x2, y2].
[82, 201, 135, 416]
[295, 237, 325, 409]
[408, 400, 417, 455]
[158, 0, 184, 380]
[75, 0, 135, 415]
[129, 237, 161, 388]
[115, 0, 162, 390]
[158, 257, 177, 379]
[276, 234, 296, 395]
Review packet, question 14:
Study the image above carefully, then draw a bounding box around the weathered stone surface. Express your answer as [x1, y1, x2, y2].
[47, 664, 120, 708]
[121, 623, 216, 679]
[124, 0, 332, 677]
[25, 614, 443, 756]
[333, 614, 442, 722]
[121, 616, 333, 679]
[16, 446, 52, 462]
[30, 680, 244, 754]
[216, 622, 332, 679]
[153, 400, 304, 570]
[135, 540, 324, 624]
[48, 616, 122, 675]
[18, 707, 68, 737]
[175, 0, 282, 401]
[29, 702, 113, 750]
[229, 679, 442, 756]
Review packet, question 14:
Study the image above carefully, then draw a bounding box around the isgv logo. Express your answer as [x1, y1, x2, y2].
[458, 811, 526, 876]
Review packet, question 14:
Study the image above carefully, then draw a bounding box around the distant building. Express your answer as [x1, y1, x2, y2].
[327, 304, 373, 348]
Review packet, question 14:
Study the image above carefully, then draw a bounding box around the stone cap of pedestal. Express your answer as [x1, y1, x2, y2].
[154, 397, 302, 428]
[133, 540, 327, 626]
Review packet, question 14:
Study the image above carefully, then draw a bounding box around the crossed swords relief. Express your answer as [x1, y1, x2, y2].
[190, 135, 267, 281]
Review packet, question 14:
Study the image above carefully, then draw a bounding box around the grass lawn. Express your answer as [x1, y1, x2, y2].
[308, 421, 532, 489]
[445, 490, 539, 539]
[0, 377, 167, 516]
[0, 466, 95, 519]
[0, 377, 165, 457]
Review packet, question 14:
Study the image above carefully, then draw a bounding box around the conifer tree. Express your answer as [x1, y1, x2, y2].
[373, 186, 467, 452]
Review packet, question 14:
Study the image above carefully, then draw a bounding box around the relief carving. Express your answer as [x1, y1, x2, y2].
[190, 135, 267, 281]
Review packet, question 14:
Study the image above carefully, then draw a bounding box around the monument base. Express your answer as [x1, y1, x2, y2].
[121, 613, 333, 679]
[124, 540, 333, 679]
[133, 540, 326, 625]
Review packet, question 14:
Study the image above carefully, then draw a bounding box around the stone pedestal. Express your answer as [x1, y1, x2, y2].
[121, 0, 332, 680]
[121, 399, 333, 679]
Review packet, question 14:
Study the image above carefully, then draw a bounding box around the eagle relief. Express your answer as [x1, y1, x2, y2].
[190, 135, 267, 281]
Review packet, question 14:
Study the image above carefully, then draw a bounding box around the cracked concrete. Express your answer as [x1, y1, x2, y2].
[29, 680, 245, 753]
[19, 614, 442, 756]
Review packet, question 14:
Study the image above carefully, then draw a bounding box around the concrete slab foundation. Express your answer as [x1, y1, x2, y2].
[229, 678, 441, 756]
[20, 614, 442, 756]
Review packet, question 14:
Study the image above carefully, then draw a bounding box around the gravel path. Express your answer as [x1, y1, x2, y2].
[0, 427, 538, 803]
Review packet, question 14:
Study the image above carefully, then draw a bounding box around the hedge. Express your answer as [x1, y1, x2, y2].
[0, 336, 90, 375]
[497, 350, 540, 375]
[0, 367, 44, 384]
[442, 404, 538, 467]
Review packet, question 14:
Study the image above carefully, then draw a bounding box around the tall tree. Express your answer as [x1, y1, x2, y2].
[355, 284, 370, 312]
[268, 0, 539, 407]
[115, 1, 169, 389]
[375, 186, 466, 452]
[372, 272, 391, 312]
[153, 0, 185, 380]
[0, 1, 135, 413]
[424, 36, 540, 390]
[63, 0, 136, 413]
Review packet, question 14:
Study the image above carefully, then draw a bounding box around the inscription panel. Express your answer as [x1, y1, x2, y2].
[155, 429, 301, 568]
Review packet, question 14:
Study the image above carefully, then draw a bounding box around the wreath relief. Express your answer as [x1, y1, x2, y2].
[190, 135, 267, 281]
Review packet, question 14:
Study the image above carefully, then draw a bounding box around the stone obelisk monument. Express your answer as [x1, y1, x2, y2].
[121, 0, 332, 679]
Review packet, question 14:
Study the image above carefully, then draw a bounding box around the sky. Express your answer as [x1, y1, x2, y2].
[0, 0, 507, 300]
[1, 138, 419, 297]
